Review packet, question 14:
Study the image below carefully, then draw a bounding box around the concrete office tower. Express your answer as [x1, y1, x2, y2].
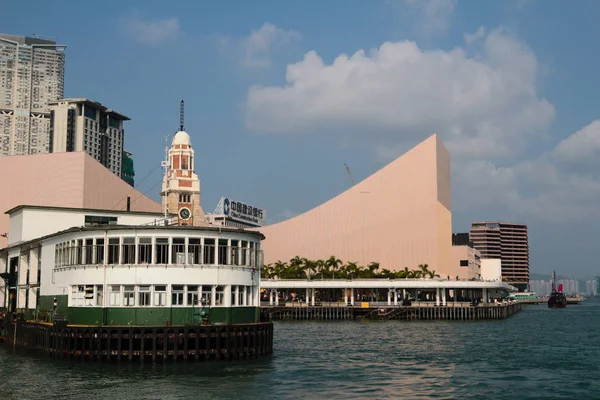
[470, 222, 529, 290]
[0, 34, 66, 155]
[259, 134, 453, 276]
[48, 98, 129, 177]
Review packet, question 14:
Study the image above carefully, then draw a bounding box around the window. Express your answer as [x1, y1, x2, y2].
[204, 239, 215, 264]
[154, 285, 167, 306]
[172, 238, 185, 264]
[460, 260, 469, 267]
[96, 285, 104, 306]
[155, 238, 168, 264]
[123, 285, 135, 306]
[109, 285, 120, 306]
[188, 238, 201, 264]
[138, 238, 152, 263]
[230, 240, 239, 265]
[172, 285, 185, 306]
[71, 285, 85, 306]
[122, 237, 135, 264]
[218, 239, 228, 265]
[187, 285, 199, 306]
[84, 215, 117, 227]
[84, 239, 93, 263]
[138, 286, 151, 306]
[241, 241, 248, 265]
[108, 238, 120, 264]
[84, 285, 94, 306]
[75, 240, 83, 264]
[231, 285, 237, 306]
[201, 285, 212, 306]
[178, 193, 191, 203]
[215, 286, 225, 306]
[238, 287, 245, 306]
[95, 238, 105, 264]
[181, 156, 188, 170]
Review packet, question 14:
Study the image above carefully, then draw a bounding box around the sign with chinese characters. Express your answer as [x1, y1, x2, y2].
[217, 197, 266, 227]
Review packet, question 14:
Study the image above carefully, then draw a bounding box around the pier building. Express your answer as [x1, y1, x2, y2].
[0, 205, 263, 325]
[260, 279, 520, 321]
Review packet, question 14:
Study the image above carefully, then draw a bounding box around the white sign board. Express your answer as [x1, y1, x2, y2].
[216, 197, 266, 227]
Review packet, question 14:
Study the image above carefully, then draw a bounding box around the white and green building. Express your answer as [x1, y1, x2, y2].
[0, 205, 263, 326]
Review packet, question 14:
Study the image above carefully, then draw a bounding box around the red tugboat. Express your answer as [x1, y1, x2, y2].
[548, 271, 567, 309]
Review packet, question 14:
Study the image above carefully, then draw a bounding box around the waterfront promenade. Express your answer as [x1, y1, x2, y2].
[260, 278, 520, 321]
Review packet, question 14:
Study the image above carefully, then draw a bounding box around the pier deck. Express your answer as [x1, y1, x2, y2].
[0, 314, 273, 362]
[262, 303, 522, 321]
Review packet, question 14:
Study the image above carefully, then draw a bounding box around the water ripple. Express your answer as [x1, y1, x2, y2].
[2, 300, 600, 399]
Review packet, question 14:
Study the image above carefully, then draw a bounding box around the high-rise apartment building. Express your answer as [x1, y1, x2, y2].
[0, 34, 66, 155]
[470, 222, 529, 290]
[48, 98, 129, 177]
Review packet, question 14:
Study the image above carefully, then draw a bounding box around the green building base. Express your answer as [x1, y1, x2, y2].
[36, 296, 259, 326]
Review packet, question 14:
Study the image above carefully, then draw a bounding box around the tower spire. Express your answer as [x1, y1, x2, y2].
[180, 99, 184, 131]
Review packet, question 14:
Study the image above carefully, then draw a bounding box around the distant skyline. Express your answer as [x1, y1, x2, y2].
[3, 0, 600, 278]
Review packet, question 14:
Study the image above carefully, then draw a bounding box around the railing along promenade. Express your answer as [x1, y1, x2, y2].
[260, 278, 521, 321]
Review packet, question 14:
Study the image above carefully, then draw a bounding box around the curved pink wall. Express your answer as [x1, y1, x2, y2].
[259, 134, 454, 276]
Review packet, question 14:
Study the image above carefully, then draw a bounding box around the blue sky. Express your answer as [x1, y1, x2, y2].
[4, 0, 600, 278]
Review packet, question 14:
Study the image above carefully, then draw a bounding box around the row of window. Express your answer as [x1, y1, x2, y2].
[54, 237, 262, 268]
[70, 284, 256, 308]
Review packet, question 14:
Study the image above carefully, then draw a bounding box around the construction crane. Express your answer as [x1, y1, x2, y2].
[344, 163, 356, 187]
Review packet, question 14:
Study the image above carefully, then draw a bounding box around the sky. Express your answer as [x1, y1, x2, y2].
[3, 0, 600, 278]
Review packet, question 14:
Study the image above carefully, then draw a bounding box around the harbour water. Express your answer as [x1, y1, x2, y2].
[1, 300, 599, 399]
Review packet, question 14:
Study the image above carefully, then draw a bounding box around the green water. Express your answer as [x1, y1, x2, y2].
[1, 300, 599, 399]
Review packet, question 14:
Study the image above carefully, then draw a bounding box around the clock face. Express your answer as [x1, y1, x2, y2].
[179, 208, 191, 220]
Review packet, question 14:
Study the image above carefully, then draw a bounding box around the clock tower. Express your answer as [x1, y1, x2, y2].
[161, 101, 206, 226]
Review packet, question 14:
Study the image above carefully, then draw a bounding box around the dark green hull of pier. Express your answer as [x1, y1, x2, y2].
[262, 303, 522, 321]
[0, 313, 273, 363]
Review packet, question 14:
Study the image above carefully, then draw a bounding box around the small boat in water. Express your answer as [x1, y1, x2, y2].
[548, 271, 567, 309]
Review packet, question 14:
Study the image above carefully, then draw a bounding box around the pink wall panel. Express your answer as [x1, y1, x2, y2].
[0, 152, 161, 248]
[259, 134, 454, 275]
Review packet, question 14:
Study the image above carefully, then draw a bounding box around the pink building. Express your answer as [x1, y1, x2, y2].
[0, 152, 161, 248]
[259, 134, 455, 277]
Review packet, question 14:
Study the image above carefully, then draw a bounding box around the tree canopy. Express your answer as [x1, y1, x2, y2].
[262, 257, 440, 280]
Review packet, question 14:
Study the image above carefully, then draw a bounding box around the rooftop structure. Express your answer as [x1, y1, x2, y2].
[0, 34, 66, 155]
[208, 197, 267, 228]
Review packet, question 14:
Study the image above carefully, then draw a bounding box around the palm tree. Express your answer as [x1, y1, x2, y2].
[273, 260, 288, 279]
[345, 261, 360, 279]
[325, 256, 342, 279]
[417, 264, 431, 278]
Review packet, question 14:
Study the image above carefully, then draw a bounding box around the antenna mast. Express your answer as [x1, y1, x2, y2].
[180, 99, 184, 131]
[161, 134, 170, 219]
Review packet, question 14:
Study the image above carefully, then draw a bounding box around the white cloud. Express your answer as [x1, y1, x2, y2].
[222, 23, 301, 68]
[454, 120, 600, 223]
[245, 28, 554, 159]
[120, 11, 181, 44]
[465, 26, 485, 45]
[391, 0, 457, 36]
[552, 120, 600, 163]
